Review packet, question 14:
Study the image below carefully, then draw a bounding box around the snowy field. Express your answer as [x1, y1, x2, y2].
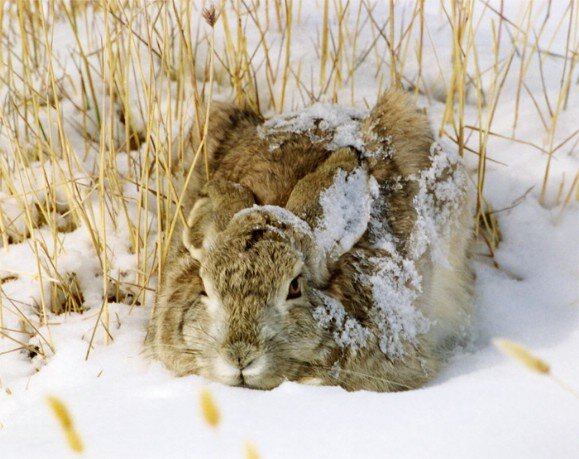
[1, 1, 578, 458]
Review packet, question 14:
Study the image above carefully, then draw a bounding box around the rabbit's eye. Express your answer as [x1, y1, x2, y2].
[287, 276, 302, 300]
[199, 278, 207, 296]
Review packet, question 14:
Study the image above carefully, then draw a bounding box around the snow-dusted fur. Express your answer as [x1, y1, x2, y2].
[146, 88, 474, 392]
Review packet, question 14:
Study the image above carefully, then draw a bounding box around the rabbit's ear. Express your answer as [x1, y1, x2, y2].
[286, 148, 359, 226]
[359, 88, 433, 178]
[286, 148, 371, 263]
[182, 179, 255, 260]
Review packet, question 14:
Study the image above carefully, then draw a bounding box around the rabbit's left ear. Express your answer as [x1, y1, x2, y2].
[182, 179, 255, 260]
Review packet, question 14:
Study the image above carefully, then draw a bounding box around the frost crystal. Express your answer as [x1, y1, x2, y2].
[409, 141, 469, 265]
[312, 290, 371, 352]
[362, 127, 395, 160]
[362, 250, 431, 358]
[233, 204, 313, 237]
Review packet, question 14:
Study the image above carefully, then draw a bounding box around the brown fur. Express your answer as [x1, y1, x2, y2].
[147, 89, 474, 392]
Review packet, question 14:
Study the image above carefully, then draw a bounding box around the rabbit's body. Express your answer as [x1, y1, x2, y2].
[147, 89, 474, 392]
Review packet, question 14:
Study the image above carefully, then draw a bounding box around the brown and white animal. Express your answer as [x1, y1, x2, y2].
[146, 88, 474, 392]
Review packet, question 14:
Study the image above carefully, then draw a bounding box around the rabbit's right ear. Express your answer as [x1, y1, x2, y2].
[286, 148, 359, 225]
[286, 148, 369, 264]
[182, 179, 255, 260]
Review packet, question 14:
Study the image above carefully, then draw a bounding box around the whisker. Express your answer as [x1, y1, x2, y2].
[332, 367, 413, 390]
[286, 357, 413, 390]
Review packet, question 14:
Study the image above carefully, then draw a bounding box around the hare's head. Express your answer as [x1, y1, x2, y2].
[170, 180, 332, 389]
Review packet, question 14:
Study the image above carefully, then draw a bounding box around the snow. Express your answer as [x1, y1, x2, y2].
[410, 141, 470, 265]
[259, 104, 368, 151]
[1, 1, 579, 458]
[314, 167, 377, 261]
[363, 249, 432, 358]
[233, 204, 313, 238]
[312, 289, 371, 353]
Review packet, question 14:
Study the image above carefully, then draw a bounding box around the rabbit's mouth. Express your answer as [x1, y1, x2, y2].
[233, 378, 270, 391]
[227, 375, 283, 391]
[232, 369, 286, 390]
[209, 352, 286, 390]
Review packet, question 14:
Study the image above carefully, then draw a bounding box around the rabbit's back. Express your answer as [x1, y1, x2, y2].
[180, 102, 337, 209]
[183, 91, 439, 248]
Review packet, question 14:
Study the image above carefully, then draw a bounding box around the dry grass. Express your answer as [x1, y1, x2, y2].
[0, 1, 577, 366]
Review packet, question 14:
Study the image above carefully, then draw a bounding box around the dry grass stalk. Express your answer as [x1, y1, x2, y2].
[320, 0, 330, 88]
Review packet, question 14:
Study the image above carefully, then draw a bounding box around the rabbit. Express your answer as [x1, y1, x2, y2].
[146, 88, 474, 392]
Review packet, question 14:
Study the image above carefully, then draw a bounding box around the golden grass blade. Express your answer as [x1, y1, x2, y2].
[46, 395, 84, 453]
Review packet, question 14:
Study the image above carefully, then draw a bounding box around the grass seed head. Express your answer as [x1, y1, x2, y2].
[245, 440, 260, 459]
[199, 388, 220, 428]
[493, 338, 551, 374]
[46, 395, 84, 453]
[203, 5, 218, 27]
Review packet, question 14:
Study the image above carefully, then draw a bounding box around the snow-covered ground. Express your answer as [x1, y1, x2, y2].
[1, 1, 578, 458]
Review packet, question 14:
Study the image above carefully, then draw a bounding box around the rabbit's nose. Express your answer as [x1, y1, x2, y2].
[225, 343, 258, 370]
[237, 356, 256, 370]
